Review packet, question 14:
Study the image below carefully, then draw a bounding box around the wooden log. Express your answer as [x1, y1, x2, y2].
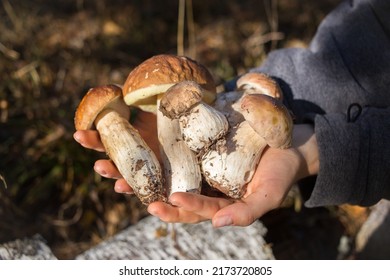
[0, 234, 57, 260]
[77, 215, 274, 260]
[355, 199, 390, 259]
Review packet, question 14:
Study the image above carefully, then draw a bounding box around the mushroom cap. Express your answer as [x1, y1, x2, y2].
[74, 84, 130, 130]
[236, 72, 283, 100]
[159, 80, 203, 119]
[240, 94, 293, 149]
[122, 54, 216, 112]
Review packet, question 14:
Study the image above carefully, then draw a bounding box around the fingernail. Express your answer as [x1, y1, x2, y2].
[94, 164, 107, 176]
[169, 198, 181, 207]
[213, 215, 233, 228]
[73, 132, 81, 143]
[148, 207, 158, 217]
[115, 184, 133, 194]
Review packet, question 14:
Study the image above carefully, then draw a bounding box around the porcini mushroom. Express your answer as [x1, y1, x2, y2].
[123, 54, 216, 112]
[201, 75, 293, 199]
[122, 54, 217, 196]
[159, 80, 228, 153]
[213, 72, 284, 126]
[241, 94, 292, 149]
[74, 85, 166, 205]
[236, 72, 283, 100]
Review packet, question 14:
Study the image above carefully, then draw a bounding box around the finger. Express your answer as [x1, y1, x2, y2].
[212, 186, 283, 227]
[147, 201, 207, 224]
[169, 192, 233, 220]
[114, 178, 134, 194]
[212, 148, 297, 228]
[94, 159, 122, 179]
[73, 130, 105, 152]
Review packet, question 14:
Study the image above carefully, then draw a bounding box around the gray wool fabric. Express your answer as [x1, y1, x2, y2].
[249, 0, 390, 207]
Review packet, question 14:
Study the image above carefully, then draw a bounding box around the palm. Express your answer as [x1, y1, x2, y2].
[148, 146, 299, 226]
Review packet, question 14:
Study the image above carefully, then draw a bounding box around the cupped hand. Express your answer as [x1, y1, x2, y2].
[150, 124, 318, 227]
[74, 115, 318, 227]
[149, 142, 306, 227]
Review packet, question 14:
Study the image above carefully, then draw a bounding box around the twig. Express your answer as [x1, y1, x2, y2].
[0, 174, 7, 189]
[186, 0, 196, 59]
[263, 0, 280, 50]
[177, 0, 185, 56]
[244, 31, 284, 48]
[35, 125, 65, 148]
[49, 207, 83, 227]
[0, 100, 8, 123]
[2, 0, 20, 30]
[49, 195, 83, 227]
[12, 61, 39, 79]
[0, 42, 20, 60]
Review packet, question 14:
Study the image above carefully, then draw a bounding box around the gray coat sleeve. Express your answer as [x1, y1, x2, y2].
[250, 0, 390, 207]
[308, 108, 390, 207]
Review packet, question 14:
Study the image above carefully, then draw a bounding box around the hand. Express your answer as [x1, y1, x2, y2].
[75, 118, 319, 227]
[148, 124, 319, 227]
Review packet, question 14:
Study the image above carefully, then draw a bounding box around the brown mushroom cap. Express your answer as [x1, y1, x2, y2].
[74, 84, 130, 130]
[122, 54, 216, 112]
[240, 94, 293, 149]
[236, 72, 283, 101]
[159, 81, 204, 119]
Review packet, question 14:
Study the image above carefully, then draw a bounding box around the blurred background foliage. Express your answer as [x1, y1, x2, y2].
[1, 0, 366, 259]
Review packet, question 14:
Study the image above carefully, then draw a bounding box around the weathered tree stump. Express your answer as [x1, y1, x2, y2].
[355, 199, 390, 259]
[77, 215, 274, 260]
[0, 234, 57, 260]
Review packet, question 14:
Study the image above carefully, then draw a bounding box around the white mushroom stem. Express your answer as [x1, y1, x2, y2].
[95, 109, 166, 205]
[178, 103, 228, 153]
[159, 81, 228, 153]
[157, 98, 202, 196]
[201, 121, 267, 199]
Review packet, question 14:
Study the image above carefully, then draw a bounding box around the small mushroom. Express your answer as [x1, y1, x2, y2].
[74, 85, 165, 205]
[201, 74, 293, 199]
[122, 54, 216, 196]
[236, 72, 283, 100]
[213, 72, 284, 126]
[241, 94, 292, 149]
[159, 80, 228, 153]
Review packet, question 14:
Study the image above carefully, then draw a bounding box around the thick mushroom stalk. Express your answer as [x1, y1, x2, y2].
[74, 85, 166, 205]
[122, 55, 217, 196]
[201, 121, 268, 198]
[159, 81, 229, 153]
[201, 75, 293, 199]
[157, 102, 202, 194]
